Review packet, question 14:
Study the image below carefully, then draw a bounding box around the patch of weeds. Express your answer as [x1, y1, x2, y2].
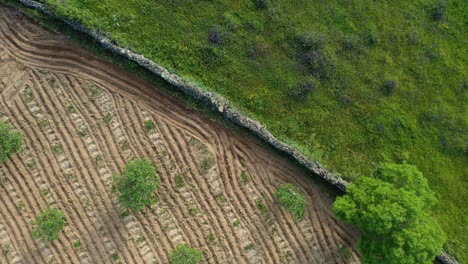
[283, 250, 292, 262]
[94, 155, 103, 167]
[0, 176, 8, 185]
[103, 113, 113, 124]
[38, 119, 49, 129]
[175, 174, 185, 188]
[143, 120, 156, 133]
[189, 207, 201, 216]
[208, 232, 215, 242]
[121, 210, 130, 218]
[65, 173, 77, 182]
[233, 219, 241, 227]
[78, 128, 89, 137]
[200, 156, 214, 174]
[22, 85, 34, 102]
[47, 78, 56, 88]
[51, 143, 64, 155]
[136, 234, 145, 244]
[244, 243, 255, 251]
[119, 140, 130, 151]
[112, 253, 119, 262]
[254, 0, 268, 10]
[86, 83, 102, 100]
[382, 80, 397, 96]
[73, 240, 81, 249]
[16, 200, 25, 210]
[208, 25, 225, 45]
[1, 243, 12, 256]
[433, 2, 446, 22]
[240, 171, 249, 184]
[287, 79, 316, 102]
[26, 159, 36, 170]
[215, 193, 226, 203]
[169, 244, 203, 264]
[65, 103, 76, 114]
[98, 225, 105, 235]
[338, 244, 352, 263]
[40, 187, 50, 198]
[275, 183, 307, 219]
[255, 199, 268, 214]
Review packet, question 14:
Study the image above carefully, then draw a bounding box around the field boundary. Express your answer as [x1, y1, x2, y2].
[12, 1, 458, 263]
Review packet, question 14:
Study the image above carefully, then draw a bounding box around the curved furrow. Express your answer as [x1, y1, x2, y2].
[0, 224, 21, 264]
[154, 119, 246, 263]
[29, 70, 144, 263]
[11, 91, 112, 263]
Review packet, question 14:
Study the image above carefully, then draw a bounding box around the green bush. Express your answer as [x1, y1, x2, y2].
[112, 159, 160, 212]
[0, 121, 24, 163]
[333, 164, 445, 264]
[32, 207, 66, 242]
[169, 244, 203, 264]
[275, 183, 307, 219]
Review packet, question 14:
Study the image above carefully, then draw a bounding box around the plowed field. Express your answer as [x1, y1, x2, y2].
[0, 6, 359, 264]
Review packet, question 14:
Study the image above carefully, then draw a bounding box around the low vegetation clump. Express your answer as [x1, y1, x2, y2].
[333, 164, 445, 264]
[169, 244, 203, 264]
[112, 159, 160, 212]
[275, 183, 307, 219]
[0, 121, 23, 163]
[31, 207, 66, 242]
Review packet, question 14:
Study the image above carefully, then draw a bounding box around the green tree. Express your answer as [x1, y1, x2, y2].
[0, 121, 23, 163]
[169, 244, 203, 264]
[32, 207, 66, 242]
[112, 159, 159, 212]
[333, 163, 445, 264]
[275, 183, 307, 219]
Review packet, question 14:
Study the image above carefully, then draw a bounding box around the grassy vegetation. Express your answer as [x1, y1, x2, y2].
[275, 183, 307, 219]
[169, 244, 203, 264]
[31, 207, 66, 242]
[10, 0, 466, 260]
[0, 121, 24, 163]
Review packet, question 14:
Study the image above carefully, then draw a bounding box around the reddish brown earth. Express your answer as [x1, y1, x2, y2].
[0, 5, 359, 264]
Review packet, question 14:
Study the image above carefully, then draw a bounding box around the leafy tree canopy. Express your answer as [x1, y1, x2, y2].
[113, 159, 159, 212]
[0, 121, 24, 163]
[32, 207, 66, 242]
[333, 163, 445, 264]
[169, 244, 203, 264]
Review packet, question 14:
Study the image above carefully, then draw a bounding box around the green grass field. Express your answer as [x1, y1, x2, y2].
[32, 0, 467, 260]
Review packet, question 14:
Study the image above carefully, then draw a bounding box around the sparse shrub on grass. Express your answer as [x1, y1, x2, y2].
[112, 159, 159, 213]
[433, 2, 447, 22]
[254, 0, 268, 10]
[0, 121, 24, 163]
[288, 80, 316, 102]
[333, 164, 446, 264]
[296, 32, 325, 51]
[169, 244, 203, 264]
[275, 183, 306, 219]
[208, 26, 224, 45]
[382, 80, 397, 95]
[31, 207, 66, 242]
[143, 120, 156, 133]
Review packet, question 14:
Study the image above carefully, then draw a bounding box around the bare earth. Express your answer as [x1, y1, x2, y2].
[0, 5, 359, 264]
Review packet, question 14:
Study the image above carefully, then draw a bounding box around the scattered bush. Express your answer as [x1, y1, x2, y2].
[200, 45, 227, 67]
[0, 121, 24, 163]
[169, 244, 203, 264]
[32, 207, 66, 242]
[433, 2, 446, 22]
[296, 32, 325, 51]
[288, 80, 316, 102]
[208, 26, 224, 45]
[254, 0, 268, 10]
[304, 49, 332, 80]
[175, 174, 185, 188]
[255, 199, 268, 213]
[240, 171, 249, 184]
[112, 159, 160, 212]
[275, 183, 307, 219]
[333, 164, 446, 264]
[382, 80, 398, 95]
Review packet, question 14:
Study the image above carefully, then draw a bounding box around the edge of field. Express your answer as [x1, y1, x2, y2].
[3, 1, 459, 263]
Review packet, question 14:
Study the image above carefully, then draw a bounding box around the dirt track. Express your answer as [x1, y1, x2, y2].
[0, 5, 359, 264]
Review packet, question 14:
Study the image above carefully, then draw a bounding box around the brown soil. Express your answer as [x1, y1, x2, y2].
[0, 5, 359, 264]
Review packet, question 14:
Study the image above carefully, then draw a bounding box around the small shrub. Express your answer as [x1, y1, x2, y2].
[0, 121, 24, 163]
[382, 80, 398, 95]
[433, 2, 446, 22]
[208, 232, 215, 242]
[296, 32, 325, 51]
[275, 183, 307, 219]
[365, 31, 378, 46]
[208, 26, 224, 45]
[103, 113, 113, 124]
[255, 199, 268, 213]
[31, 207, 66, 242]
[304, 49, 332, 80]
[233, 219, 241, 227]
[254, 0, 268, 10]
[73, 240, 81, 249]
[169, 244, 203, 264]
[143, 120, 156, 133]
[112, 253, 119, 262]
[240, 171, 249, 184]
[112, 159, 160, 212]
[51, 143, 64, 154]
